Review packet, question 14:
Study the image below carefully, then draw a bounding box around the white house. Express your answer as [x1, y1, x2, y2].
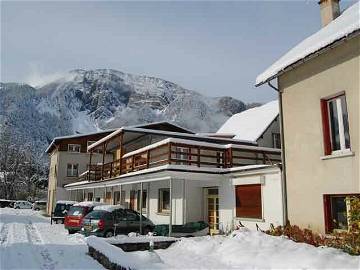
[60, 121, 285, 234]
[217, 100, 280, 148]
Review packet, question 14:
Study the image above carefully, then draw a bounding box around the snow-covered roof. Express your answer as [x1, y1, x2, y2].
[45, 129, 116, 153]
[94, 204, 125, 212]
[73, 201, 105, 207]
[56, 200, 78, 205]
[256, 2, 360, 86]
[217, 100, 279, 142]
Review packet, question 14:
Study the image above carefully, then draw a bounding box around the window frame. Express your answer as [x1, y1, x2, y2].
[321, 92, 351, 156]
[158, 188, 170, 213]
[66, 163, 79, 177]
[68, 144, 81, 153]
[137, 190, 147, 211]
[272, 132, 281, 149]
[323, 193, 359, 233]
[235, 184, 263, 220]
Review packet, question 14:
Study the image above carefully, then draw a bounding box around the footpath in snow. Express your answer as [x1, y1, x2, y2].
[0, 208, 103, 270]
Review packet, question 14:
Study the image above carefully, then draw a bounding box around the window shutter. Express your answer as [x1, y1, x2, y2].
[320, 99, 332, 155]
[235, 184, 262, 219]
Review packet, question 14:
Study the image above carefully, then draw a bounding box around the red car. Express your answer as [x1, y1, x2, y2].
[64, 202, 105, 234]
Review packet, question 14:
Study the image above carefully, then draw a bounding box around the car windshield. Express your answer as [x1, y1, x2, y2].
[54, 204, 71, 212]
[67, 206, 86, 216]
[37, 202, 46, 206]
[85, 210, 106, 219]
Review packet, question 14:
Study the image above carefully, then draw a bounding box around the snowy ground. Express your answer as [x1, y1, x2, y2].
[1, 208, 359, 270]
[88, 229, 360, 270]
[0, 208, 103, 270]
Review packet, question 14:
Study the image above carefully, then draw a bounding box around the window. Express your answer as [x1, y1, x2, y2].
[272, 133, 281, 149]
[137, 190, 147, 210]
[87, 141, 96, 148]
[175, 147, 189, 165]
[67, 163, 79, 177]
[87, 192, 93, 201]
[158, 188, 170, 213]
[68, 144, 81, 153]
[321, 94, 350, 155]
[235, 184, 262, 219]
[323, 194, 352, 233]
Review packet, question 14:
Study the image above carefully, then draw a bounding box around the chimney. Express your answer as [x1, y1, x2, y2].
[318, 0, 341, 27]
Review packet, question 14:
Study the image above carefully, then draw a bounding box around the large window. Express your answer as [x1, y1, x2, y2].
[235, 184, 262, 219]
[67, 163, 79, 177]
[323, 194, 352, 233]
[272, 133, 281, 149]
[158, 188, 170, 213]
[137, 190, 147, 211]
[321, 94, 351, 155]
[68, 144, 81, 153]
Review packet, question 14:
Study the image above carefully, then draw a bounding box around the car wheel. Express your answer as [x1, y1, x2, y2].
[15, 207, 19, 209]
[104, 231, 114, 238]
[55, 219, 62, 224]
[35, 208, 40, 211]
[68, 229, 75, 234]
[143, 226, 152, 235]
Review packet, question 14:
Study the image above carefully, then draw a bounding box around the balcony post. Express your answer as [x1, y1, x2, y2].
[92, 188, 95, 202]
[168, 143, 172, 165]
[139, 182, 143, 235]
[89, 150, 93, 181]
[146, 150, 150, 168]
[169, 177, 172, 236]
[101, 143, 106, 180]
[119, 132, 123, 175]
[229, 148, 233, 168]
[197, 146, 201, 167]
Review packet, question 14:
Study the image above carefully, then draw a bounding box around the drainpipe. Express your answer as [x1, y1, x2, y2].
[268, 81, 288, 226]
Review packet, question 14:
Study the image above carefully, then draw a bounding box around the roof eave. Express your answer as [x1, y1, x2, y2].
[255, 29, 360, 88]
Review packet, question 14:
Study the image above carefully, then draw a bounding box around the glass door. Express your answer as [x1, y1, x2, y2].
[207, 188, 219, 235]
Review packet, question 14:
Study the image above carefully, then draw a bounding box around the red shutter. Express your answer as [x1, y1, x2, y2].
[320, 99, 332, 155]
[235, 184, 262, 219]
[323, 195, 332, 234]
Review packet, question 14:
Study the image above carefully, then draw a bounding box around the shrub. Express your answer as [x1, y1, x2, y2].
[266, 197, 360, 255]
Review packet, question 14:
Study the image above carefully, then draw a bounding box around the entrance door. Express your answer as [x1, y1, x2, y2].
[207, 188, 219, 235]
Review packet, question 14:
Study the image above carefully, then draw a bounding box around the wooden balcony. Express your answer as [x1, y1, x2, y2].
[80, 139, 281, 182]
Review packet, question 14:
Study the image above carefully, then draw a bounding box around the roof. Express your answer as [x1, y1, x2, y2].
[94, 204, 125, 212]
[87, 125, 257, 152]
[256, 1, 360, 86]
[217, 100, 279, 142]
[133, 121, 194, 134]
[45, 129, 116, 153]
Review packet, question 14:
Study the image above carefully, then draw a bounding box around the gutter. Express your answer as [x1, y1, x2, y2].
[268, 81, 288, 226]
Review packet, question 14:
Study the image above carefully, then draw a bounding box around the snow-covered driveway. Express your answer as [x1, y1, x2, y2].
[0, 208, 103, 270]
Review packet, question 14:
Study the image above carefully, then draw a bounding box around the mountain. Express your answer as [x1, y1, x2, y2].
[0, 69, 248, 159]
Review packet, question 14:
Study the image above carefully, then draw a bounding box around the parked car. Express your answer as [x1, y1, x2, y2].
[0, 199, 15, 208]
[14, 200, 33, 209]
[32, 200, 47, 211]
[51, 200, 77, 224]
[64, 202, 104, 234]
[81, 205, 155, 238]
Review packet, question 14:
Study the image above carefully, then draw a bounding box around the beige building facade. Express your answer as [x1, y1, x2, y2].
[279, 35, 359, 233]
[256, 0, 359, 233]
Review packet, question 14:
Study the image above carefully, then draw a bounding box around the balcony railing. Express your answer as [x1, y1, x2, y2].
[79, 139, 281, 182]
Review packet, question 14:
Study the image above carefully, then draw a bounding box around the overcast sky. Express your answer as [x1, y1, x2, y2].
[1, 0, 357, 103]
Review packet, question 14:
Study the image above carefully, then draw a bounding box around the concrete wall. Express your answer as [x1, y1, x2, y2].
[279, 35, 360, 233]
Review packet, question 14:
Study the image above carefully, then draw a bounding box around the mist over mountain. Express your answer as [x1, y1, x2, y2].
[0, 69, 251, 159]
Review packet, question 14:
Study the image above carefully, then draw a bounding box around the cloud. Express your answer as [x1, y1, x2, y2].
[24, 64, 67, 87]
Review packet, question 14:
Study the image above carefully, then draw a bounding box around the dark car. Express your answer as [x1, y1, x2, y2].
[64, 202, 104, 234]
[0, 199, 15, 208]
[51, 200, 77, 224]
[81, 205, 154, 238]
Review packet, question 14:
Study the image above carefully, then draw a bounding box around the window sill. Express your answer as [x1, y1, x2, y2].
[320, 151, 355, 160]
[235, 217, 265, 222]
[156, 211, 170, 216]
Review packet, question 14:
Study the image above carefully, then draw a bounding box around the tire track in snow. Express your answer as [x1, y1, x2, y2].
[26, 221, 58, 270]
[0, 223, 9, 246]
